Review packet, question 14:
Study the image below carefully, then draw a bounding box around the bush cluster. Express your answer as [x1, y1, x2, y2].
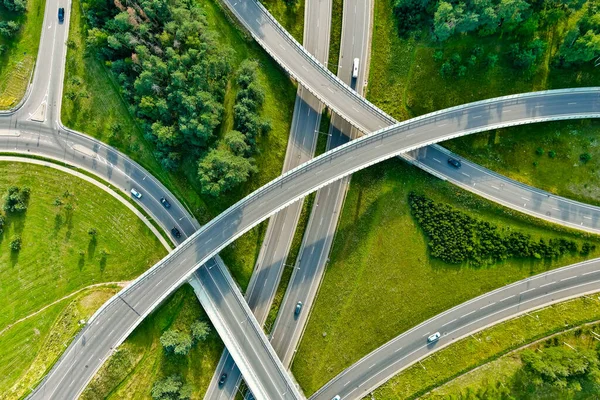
[3, 186, 30, 213]
[159, 320, 211, 356]
[151, 374, 191, 400]
[408, 192, 594, 266]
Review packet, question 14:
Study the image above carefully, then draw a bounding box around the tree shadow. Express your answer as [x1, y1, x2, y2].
[88, 237, 97, 260]
[54, 213, 63, 233]
[99, 253, 107, 273]
[78, 252, 85, 271]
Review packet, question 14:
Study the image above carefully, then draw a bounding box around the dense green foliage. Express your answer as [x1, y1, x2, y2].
[557, 0, 600, 65]
[160, 319, 211, 356]
[0, 0, 25, 51]
[151, 374, 192, 400]
[82, 0, 269, 195]
[409, 192, 594, 265]
[3, 186, 30, 213]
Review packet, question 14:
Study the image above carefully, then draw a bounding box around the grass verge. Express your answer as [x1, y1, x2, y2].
[0, 0, 45, 109]
[373, 293, 600, 399]
[82, 284, 223, 400]
[260, 0, 304, 43]
[291, 158, 600, 395]
[327, 0, 343, 75]
[62, 0, 296, 288]
[0, 286, 120, 399]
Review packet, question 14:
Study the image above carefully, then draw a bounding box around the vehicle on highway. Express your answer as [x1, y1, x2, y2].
[160, 197, 171, 208]
[130, 188, 142, 199]
[58, 7, 64, 22]
[352, 58, 360, 78]
[171, 227, 182, 238]
[294, 301, 303, 316]
[447, 158, 462, 169]
[427, 331, 441, 343]
[332, 396, 341, 400]
[218, 373, 227, 387]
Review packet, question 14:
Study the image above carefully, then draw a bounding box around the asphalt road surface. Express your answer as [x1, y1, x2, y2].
[310, 258, 600, 400]
[270, 0, 372, 368]
[203, 0, 331, 395]
[31, 87, 600, 399]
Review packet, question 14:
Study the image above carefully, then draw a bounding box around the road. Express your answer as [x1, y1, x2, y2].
[269, 0, 372, 367]
[29, 86, 600, 399]
[310, 258, 600, 400]
[203, 0, 331, 396]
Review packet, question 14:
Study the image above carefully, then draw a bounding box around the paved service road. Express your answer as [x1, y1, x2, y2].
[270, 0, 372, 367]
[310, 258, 600, 400]
[204, 0, 330, 395]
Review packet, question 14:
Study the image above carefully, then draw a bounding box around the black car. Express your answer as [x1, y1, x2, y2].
[218, 373, 227, 387]
[160, 197, 171, 209]
[58, 7, 64, 23]
[171, 227, 181, 238]
[447, 158, 462, 169]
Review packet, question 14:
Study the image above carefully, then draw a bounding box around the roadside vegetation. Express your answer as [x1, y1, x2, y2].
[292, 159, 600, 394]
[63, 0, 296, 287]
[373, 294, 600, 399]
[261, 0, 305, 42]
[0, 0, 44, 109]
[0, 162, 166, 395]
[0, 286, 120, 399]
[82, 285, 223, 400]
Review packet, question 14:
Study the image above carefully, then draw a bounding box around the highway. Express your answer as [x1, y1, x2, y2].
[310, 258, 600, 400]
[204, 0, 331, 396]
[270, 0, 371, 367]
[29, 86, 600, 399]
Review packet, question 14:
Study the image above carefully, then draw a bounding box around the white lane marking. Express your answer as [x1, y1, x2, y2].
[535, 105, 544, 108]
[394, 347, 403, 353]
[539, 282, 555, 288]
[472, 115, 482, 119]
[560, 276, 578, 282]
[583, 270, 598, 276]
[438, 123, 447, 127]
[520, 197, 530, 201]
[568, 102, 577, 105]
[279, 43, 286, 50]
[480, 302, 496, 309]
[503, 109, 512, 113]
[327, 87, 335, 93]
[441, 318, 457, 327]
[521, 288, 536, 294]
[302, 65, 308, 71]
[433, 158, 441, 163]
[491, 185, 500, 190]
[461, 172, 470, 177]
[552, 207, 560, 211]
[369, 363, 376, 369]
[500, 295, 515, 302]
[583, 216, 592, 220]
[422, 331, 430, 337]
[461, 310, 476, 318]
[352, 106, 360, 112]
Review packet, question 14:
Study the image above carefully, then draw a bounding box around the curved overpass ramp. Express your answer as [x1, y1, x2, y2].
[29, 88, 600, 399]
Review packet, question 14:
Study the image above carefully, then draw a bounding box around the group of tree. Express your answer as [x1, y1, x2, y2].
[0, 0, 26, 43]
[84, 0, 232, 171]
[408, 192, 595, 266]
[151, 374, 192, 400]
[0, 20, 21, 38]
[159, 320, 211, 356]
[557, 0, 600, 66]
[3, 186, 30, 213]
[437, 46, 499, 78]
[2, 0, 25, 12]
[197, 60, 269, 196]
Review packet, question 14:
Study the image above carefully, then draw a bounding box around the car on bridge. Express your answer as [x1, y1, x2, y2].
[130, 188, 142, 199]
[160, 197, 171, 208]
[218, 373, 227, 387]
[171, 227, 182, 238]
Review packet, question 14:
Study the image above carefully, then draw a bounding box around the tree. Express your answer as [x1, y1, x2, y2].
[88, 228, 97, 237]
[433, 1, 456, 41]
[3, 186, 30, 213]
[394, 0, 431, 35]
[151, 375, 192, 400]
[191, 320, 211, 342]
[224, 130, 250, 156]
[580, 153, 591, 163]
[440, 61, 454, 77]
[10, 236, 21, 252]
[160, 329, 193, 356]
[548, 150, 556, 158]
[197, 148, 257, 196]
[3, 0, 26, 13]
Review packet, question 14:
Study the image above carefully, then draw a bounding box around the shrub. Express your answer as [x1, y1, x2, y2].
[536, 147, 544, 155]
[3, 186, 31, 213]
[579, 153, 591, 163]
[191, 320, 211, 342]
[10, 236, 21, 252]
[548, 150, 557, 158]
[151, 375, 192, 400]
[160, 329, 193, 356]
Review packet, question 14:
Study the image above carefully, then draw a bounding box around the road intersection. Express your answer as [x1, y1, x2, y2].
[2, 0, 600, 399]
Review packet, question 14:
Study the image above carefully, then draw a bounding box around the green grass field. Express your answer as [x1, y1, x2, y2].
[0, 0, 45, 109]
[0, 286, 119, 399]
[82, 284, 223, 400]
[0, 162, 165, 332]
[260, 0, 304, 43]
[62, 0, 296, 288]
[291, 159, 600, 395]
[373, 293, 600, 399]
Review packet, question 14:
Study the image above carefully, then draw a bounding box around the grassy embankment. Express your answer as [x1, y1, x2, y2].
[0, 162, 166, 397]
[62, 0, 297, 289]
[373, 294, 600, 399]
[367, 0, 600, 203]
[261, 0, 304, 42]
[81, 285, 223, 400]
[0, 0, 45, 109]
[292, 159, 600, 394]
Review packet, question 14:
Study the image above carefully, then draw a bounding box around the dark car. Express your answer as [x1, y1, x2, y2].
[294, 301, 303, 316]
[171, 227, 181, 238]
[218, 373, 227, 387]
[160, 197, 171, 209]
[58, 7, 65, 23]
[447, 158, 462, 169]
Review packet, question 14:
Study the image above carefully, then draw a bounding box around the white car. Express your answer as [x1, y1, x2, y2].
[332, 396, 341, 400]
[427, 332, 441, 343]
[130, 188, 142, 199]
[352, 58, 360, 78]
